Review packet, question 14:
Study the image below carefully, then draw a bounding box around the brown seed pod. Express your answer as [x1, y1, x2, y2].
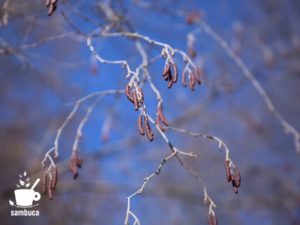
[224, 160, 232, 182]
[208, 212, 217, 225]
[171, 62, 178, 83]
[138, 114, 145, 136]
[125, 84, 134, 103]
[51, 167, 58, 190]
[144, 115, 154, 141]
[42, 173, 47, 195]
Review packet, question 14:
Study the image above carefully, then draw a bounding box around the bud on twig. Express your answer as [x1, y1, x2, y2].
[69, 154, 82, 180]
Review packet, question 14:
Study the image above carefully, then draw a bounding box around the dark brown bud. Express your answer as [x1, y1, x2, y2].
[186, 11, 201, 25]
[188, 47, 197, 59]
[138, 114, 145, 136]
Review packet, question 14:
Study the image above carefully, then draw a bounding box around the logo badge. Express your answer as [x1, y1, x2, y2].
[9, 171, 40, 216]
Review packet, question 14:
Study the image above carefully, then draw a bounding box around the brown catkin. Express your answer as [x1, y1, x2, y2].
[42, 173, 47, 195]
[158, 106, 169, 126]
[69, 158, 78, 179]
[136, 86, 144, 105]
[51, 167, 58, 190]
[182, 71, 187, 87]
[232, 167, 241, 188]
[195, 68, 203, 85]
[232, 186, 239, 194]
[75, 155, 82, 168]
[47, 175, 53, 200]
[144, 115, 154, 141]
[208, 213, 217, 225]
[138, 114, 145, 136]
[155, 113, 165, 132]
[225, 160, 232, 182]
[132, 91, 139, 111]
[167, 71, 173, 88]
[189, 73, 196, 91]
[172, 62, 178, 83]
[125, 84, 134, 103]
[163, 63, 170, 78]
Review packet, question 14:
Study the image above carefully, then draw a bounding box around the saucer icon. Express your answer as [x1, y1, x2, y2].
[9, 171, 41, 208]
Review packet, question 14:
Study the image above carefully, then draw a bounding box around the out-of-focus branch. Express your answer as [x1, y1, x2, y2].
[196, 20, 300, 153]
[41, 89, 124, 175]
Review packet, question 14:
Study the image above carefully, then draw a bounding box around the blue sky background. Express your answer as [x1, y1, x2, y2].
[0, 0, 300, 225]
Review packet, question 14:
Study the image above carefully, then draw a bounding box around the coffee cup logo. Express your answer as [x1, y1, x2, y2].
[9, 171, 41, 208]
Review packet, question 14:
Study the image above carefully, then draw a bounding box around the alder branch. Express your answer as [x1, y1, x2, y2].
[0, 32, 78, 55]
[196, 20, 300, 153]
[41, 89, 124, 170]
[121, 41, 218, 225]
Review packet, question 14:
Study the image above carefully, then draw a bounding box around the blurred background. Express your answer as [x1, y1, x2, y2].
[0, 0, 300, 224]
